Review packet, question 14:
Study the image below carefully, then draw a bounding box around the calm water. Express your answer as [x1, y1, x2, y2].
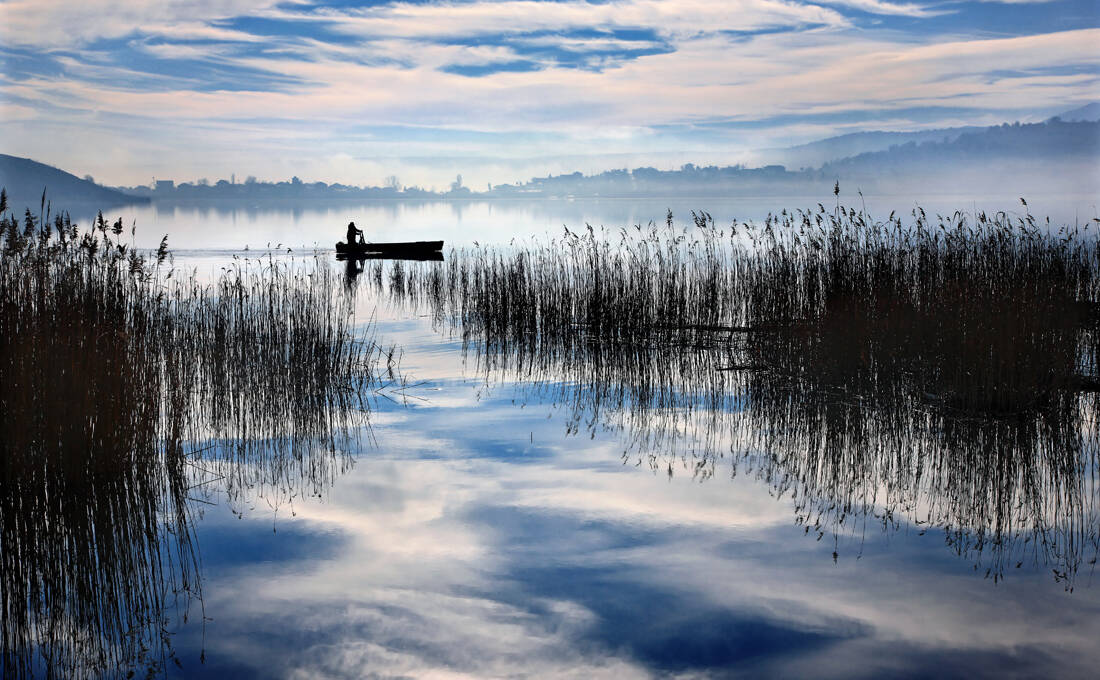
[69, 193, 1100, 250]
[11, 196, 1100, 678]
[162, 268, 1100, 679]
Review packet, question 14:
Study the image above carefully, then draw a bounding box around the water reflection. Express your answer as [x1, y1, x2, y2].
[68, 194, 1098, 250]
[7, 200, 1100, 677]
[168, 404, 1100, 679]
[0, 226, 370, 678]
[1, 383, 200, 680]
[370, 209, 1100, 586]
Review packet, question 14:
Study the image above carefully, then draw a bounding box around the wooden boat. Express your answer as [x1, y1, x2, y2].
[336, 240, 443, 257]
[337, 250, 443, 262]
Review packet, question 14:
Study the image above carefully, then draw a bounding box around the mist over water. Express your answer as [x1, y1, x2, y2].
[62, 192, 1100, 251]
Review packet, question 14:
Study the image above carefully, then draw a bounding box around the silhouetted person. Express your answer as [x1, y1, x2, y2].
[346, 221, 363, 246]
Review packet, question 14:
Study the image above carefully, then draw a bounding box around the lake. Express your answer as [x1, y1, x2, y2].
[67, 192, 1099, 250]
[6, 195, 1100, 679]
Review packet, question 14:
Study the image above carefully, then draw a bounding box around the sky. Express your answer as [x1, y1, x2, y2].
[1, 0, 1098, 189]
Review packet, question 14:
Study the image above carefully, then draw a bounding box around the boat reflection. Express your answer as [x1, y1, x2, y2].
[341, 251, 444, 289]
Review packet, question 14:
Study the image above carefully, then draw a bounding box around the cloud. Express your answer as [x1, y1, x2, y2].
[809, 0, 946, 16]
[1, 1, 1096, 186]
[0, 0, 283, 47]
[131, 40, 235, 61]
[312, 0, 851, 40]
[0, 0, 853, 52]
[0, 102, 37, 122]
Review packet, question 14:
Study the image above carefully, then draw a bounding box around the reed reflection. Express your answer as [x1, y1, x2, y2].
[0, 202, 372, 679]
[373, 202, 1100, 587]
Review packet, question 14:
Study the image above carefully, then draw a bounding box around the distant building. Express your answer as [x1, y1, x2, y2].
[155, 180, 174, 192]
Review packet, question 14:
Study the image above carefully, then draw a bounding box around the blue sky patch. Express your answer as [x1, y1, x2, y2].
[441, 59, 543, 77]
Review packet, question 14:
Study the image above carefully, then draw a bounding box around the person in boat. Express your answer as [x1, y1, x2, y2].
[345, 221, 364, 247]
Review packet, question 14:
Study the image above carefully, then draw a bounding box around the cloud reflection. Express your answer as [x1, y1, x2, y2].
[177, 373, 1100, 678]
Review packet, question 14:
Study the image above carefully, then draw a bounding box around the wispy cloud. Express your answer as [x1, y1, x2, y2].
[310, 0, 851, 40]
[0, 0, 1095, 186]
[820, 0, 946, 16]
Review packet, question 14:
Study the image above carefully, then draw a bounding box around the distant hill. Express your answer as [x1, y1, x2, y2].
[765, 126, 984, 170]
[1055, 102, 1100, 122]
[0, 154, 147, 213]
[496, 118, 1099, 198]
[765, 103, 1099, 169]
[820, 118, 1100, 194]
[490, 163, 818, 198]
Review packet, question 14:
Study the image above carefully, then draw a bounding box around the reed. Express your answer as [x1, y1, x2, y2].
[0, 198, 375, 679]
[371, 201, 1100, 586]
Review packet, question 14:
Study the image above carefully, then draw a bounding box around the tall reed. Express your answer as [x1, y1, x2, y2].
[0, 198, 375, 679]
[370, 202, 1100, 586]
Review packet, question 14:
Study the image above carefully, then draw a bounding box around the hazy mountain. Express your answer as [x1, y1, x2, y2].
[763, 103, 1099, 169]
[1055, 102, 1100, 122]
[499, 118, 1099, 198]
[764, 126, 985, 170]
[821, 118, 1100, 194]
[0, 154, 147, 213]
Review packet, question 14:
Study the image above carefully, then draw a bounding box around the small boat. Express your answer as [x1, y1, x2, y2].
[336, 240, 443, 257]
[337, 250, 444, 262]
